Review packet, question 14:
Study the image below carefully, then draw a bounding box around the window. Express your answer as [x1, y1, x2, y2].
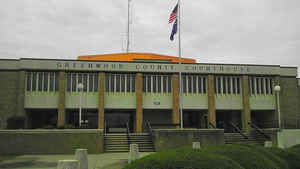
[83, 74, 88, 92]
[215, 76, 240, 94]
[249, 77, 274, 95]
[38, 72, 43, 91]
[55, 72, 59, 91]
[43, 72, 49, 91]
[127, 74, 132, 92]
[71, 73, 76, 92]
[89, 74, 93, 92]
[25, 71, 59, 92]
[26, 72, 31, 91]
[157, 76, 162, 93]
[94, 74, 98, 92]
[143, 74, 172, 94]
[105, 73, 135, 93]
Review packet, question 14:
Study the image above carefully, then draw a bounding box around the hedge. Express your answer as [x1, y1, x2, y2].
[199, 144, 279, 169]
[235, 144, 289, 169]
[124, 149, 244, 169]
[123, 144, 300, 169]
[267, 147, 300, 169]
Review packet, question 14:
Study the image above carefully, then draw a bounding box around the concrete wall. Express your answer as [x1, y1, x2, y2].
[0, 71, 25, 129]
[0, 129, 104, 155]
[277, 129, 300, 148]
[152, 129, 224, 152]
[280, 77, 300, 128]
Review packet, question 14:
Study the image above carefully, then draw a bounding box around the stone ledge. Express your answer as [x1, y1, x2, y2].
[153, 129, 224, 134]
[0, 129, 104, 134]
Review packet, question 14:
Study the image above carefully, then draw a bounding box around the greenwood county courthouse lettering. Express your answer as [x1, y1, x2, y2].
[0, 57, 300, 133]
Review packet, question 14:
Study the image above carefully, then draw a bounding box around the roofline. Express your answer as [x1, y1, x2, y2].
[1, 58, 298, 68]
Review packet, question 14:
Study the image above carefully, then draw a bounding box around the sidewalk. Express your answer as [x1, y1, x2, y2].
[0, 152, 154, 169]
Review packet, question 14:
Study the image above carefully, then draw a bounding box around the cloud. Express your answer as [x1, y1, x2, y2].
[0, 0, 299, 76]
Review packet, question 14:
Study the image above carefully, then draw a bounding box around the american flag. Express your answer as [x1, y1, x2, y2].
[168, 3, 178, 24]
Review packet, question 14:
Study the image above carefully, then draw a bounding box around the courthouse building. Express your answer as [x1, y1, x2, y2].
[0, 53, 299, 133]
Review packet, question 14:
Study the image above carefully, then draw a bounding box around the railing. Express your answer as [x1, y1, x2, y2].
[248, 122, 270, 140]
[150, 123, 181, 129]
[209, 122, 216, 129]
[229, 122, 248, 139]
[146, 121, 153, 137]
[104, 121, 107, 136]
[126, 121, 130, 150]
[146, 121, 155, 152]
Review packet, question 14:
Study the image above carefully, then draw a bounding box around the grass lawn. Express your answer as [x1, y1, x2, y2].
[0, 155, 17, 162]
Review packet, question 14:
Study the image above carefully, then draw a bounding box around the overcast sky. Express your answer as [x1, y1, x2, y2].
[0, 0, 299, 75]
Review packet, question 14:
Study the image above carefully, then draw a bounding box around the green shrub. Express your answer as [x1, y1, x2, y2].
[267, 147, 300, 169]
[200, 144, 279, 169]
[124, 149, 244, 169]
[235, 144, 289, 169]
[287, 144, 300, 154]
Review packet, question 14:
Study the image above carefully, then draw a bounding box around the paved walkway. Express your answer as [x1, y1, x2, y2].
[0, 152, 154, 169]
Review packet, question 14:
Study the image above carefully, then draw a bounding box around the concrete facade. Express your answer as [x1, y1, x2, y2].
[0, 58, 299, 132]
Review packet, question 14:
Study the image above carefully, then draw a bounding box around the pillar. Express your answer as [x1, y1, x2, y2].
[57, 71, 66, 127]
[98, 72, 105, 129]
[136, 73, 143, 133]
[207, 75, 216, 127]
[172, 74, 180, 127]
[242, 75, 251, 133]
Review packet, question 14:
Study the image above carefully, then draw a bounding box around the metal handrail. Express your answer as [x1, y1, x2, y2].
[229, 122, 248, 139]
[146, 121, 155, 152]
[209, 122, 216, 129]
[248, 122, 270, 139]
[126, 121, 130, 150]
[147, 121, 153, 137]
[104, 120, 106, 135]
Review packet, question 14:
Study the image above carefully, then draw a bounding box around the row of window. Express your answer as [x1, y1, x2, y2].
[214, 76, 241, 94]
[25, 72, 275, 95]
[143, 75, 172, 93]
[26, 72, 59, 92]
[249, 77, 273, 95]
[66, 73, 98, 92]
[182, 75, 207, 94]
[105, 73, 136, 93]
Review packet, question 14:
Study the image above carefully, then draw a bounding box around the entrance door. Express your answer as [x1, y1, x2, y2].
[105, 110, 134, 133]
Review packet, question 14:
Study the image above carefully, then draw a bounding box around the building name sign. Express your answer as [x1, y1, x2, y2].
[17, 59, 282, 75]
[53, 61, 276, 75]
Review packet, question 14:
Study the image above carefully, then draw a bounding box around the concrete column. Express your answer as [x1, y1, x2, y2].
[172, 74, 180, 127]
[242, 75, 251, 133]
[57, 160, 79, 169]
[192, 142, 201, 149]
[136, 73, 143, 133]
[75, 149, 88, 169]
[17, 71, 26, 127]
[207, 75, 216, 127]
[128, 144, 139, 163]
[57, 71, 66, 127]
[98, 72, 105, 129]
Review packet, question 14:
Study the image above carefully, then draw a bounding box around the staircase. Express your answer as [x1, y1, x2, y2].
[129, 133, 155, 152]
[104, 134, 129, 152]
[224, 131, 269, 145]
[104, 133, 155, 152]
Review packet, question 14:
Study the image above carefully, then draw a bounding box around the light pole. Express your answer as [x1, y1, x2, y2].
[78, 83, 84, 127]
[274, 85, 281, 129]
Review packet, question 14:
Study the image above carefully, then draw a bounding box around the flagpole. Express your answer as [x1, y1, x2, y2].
[126, 0, 130, 53]
[178, 0, 183, 129]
